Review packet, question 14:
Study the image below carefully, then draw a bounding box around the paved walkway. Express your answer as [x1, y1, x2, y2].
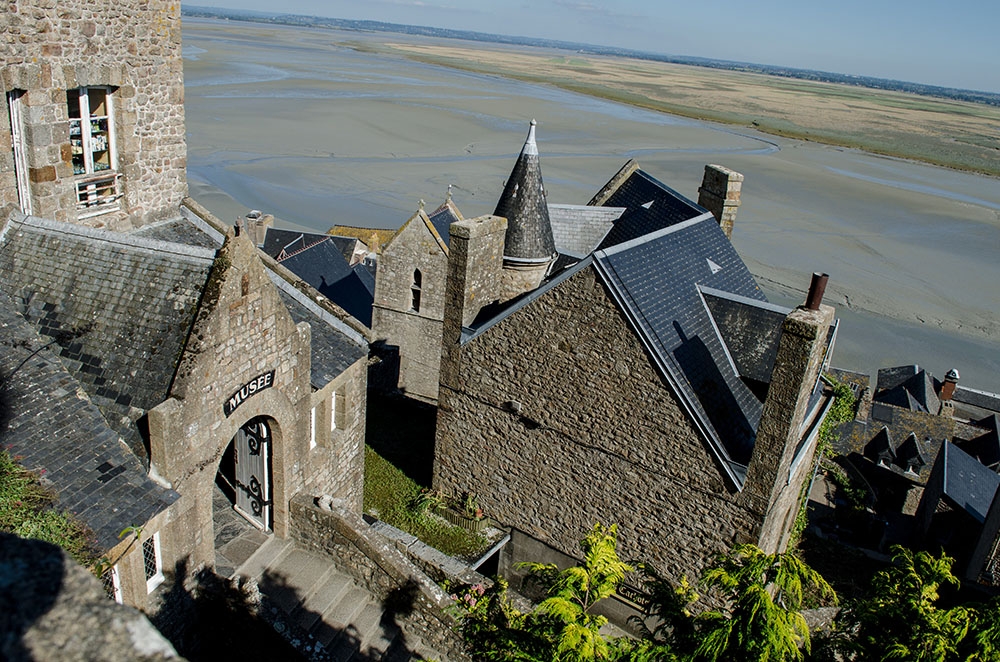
[212, 481, 269, 578]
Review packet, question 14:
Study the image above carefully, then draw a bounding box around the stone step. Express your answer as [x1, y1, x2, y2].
[352, 601, 388, 649]
[263, 548, 338, 613]
[293, 570, 353, 632]
[242, 542, 448, 661]
[326, 626, 366, 662]
[366, 616, 403, 659]
[322, 586, 371, 631]
[235, 535, 293, 580]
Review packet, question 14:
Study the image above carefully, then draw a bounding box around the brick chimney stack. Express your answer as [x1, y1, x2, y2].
[698, 164, 743, 240]
[938, 368, 959, 417]
[940, 368, 959, 402]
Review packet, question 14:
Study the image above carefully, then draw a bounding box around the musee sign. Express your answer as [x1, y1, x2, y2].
[224, 371, 275, 417]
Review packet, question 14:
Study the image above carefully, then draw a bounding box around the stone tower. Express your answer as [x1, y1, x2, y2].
[494, 120, 557, 299]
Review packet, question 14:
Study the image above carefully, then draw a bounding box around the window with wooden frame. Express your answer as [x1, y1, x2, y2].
[67, 86, 121, 215]
[7, 90, 31, 215]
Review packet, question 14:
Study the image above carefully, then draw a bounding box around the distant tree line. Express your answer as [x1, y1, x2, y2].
[182, 6, 1000, 107]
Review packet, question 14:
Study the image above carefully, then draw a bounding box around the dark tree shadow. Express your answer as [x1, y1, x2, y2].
[151, 559, 306, 661]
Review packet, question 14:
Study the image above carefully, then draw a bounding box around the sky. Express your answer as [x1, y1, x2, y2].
[185, 0, 1000, 94]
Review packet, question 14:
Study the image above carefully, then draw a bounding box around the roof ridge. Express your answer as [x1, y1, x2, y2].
[595, 211, 715, 258]
[277, 236, 329, 262]
[10, 213, 216, 263]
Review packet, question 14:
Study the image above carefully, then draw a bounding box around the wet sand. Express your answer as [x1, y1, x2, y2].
[182, 19, 1000, 392]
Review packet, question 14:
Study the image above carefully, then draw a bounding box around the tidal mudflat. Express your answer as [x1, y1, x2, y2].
[182, 19, 1000, 392]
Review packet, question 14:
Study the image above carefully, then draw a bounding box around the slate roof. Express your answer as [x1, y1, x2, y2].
[329, 236, 363, 265]
[427, 201, 462, 249]
[276, 237, 375, 328]
[701, 287, 790, 385]
[548, 204, 625, 257]
[495, 120, 557, 262]
[132, 216, 221, 249]
[876, 365, 920, 392]
[875, 369, 940, 414]
[0, 290, 179, 551]
[0, 214, 215, 464]
[956, 416, 1000, 469]
[271, 280, 367, 388]
[939, 441, 1000, 523]
[593, 215, 768, 477]
[261, 228, 331, 261]
[597, 169, 711, 249]
[954, 386, 1000, 414]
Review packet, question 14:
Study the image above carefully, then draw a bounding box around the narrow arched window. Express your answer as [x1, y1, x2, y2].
[410, 269, 422, 313]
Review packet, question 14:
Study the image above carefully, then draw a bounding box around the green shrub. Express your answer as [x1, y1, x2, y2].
[0, 448, 100, 568]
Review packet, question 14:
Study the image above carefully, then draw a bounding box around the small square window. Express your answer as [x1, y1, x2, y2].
[142, 533, 164, 593]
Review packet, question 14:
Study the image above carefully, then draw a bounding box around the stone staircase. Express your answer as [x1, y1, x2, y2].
[236, 537, 446, 661]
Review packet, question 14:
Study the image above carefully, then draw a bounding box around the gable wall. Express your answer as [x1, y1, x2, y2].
[147, 233, 314, 573]
[0, 0, 186, 228]
[435, 265, 756, 581]
[372, 217, 449, 401]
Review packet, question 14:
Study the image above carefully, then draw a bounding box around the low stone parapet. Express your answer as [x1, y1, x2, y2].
[289, 494, 471, 662]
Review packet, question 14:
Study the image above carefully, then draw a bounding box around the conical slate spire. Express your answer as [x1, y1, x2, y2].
[494, 120, 556, 262]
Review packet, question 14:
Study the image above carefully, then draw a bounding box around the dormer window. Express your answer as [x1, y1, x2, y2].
[410, 269, 422, 313]
[68, 87, 121, 216]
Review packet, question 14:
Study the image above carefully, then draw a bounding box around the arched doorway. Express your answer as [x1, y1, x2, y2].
[217, 416, 273, 531]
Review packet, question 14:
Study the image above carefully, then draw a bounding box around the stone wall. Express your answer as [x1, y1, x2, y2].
[439, 215, 506, 388]
[0, 0, 187, 229]
[372, 211, 449, 401]
[304, 357, 367, 511]
[289, 496, 471, 662]
[435, 265, 760, 582]
[740, 304, 835, 553]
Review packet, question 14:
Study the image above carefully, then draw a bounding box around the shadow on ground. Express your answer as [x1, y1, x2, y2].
[365, 391, 437, 487]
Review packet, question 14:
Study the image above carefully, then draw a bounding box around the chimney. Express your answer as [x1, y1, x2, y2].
[940, 368, 959, 402]
[698, 164, 743, 240]
[805, 272, 829, 310]
[439, 214, 507, 389]
[243, 209, 274, 247]
[741, 274, 835, 553]
[938, 368, 959, 417]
